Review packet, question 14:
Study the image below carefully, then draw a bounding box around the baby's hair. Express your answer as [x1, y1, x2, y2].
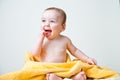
[44, 7, 67, 24]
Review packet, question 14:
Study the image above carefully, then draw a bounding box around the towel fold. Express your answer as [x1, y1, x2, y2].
[0, 52, 119, 80]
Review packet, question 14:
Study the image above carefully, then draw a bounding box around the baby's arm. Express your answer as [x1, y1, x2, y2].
[74, 49, 97, 65]
[67, 38, 97, 65]
[31, 32, 45, 57]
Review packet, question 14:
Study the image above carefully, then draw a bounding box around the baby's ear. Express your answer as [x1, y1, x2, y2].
[62, 24, 66, 31]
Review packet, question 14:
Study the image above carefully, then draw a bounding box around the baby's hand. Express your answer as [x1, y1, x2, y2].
[86, 57, 97, 65]
[39, 31, 44, 37]
[39, 27, 46, 38]
[37, 30, 45, 41]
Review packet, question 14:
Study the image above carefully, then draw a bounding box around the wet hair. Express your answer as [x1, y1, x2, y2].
[44, 7, 67, 24]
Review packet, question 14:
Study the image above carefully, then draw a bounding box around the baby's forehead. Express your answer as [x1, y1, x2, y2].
[44, 10, 62, 17]
[43, 10, 64, 21]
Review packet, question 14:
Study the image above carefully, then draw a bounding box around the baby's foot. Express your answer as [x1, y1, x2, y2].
[71, 71, 86, 80]
[47, 73, 63, 80]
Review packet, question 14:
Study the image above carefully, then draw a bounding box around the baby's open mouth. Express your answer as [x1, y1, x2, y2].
[44, 29, 52, 37]
[44, 30, 52, 32]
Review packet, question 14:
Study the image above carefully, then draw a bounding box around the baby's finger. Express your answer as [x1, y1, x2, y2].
[92, 58, 97, 65]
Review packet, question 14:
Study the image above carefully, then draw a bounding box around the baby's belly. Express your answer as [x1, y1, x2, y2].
[40, 54, 67, 63]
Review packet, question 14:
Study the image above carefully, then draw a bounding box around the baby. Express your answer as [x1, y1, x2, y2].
[31, 7, 97, 80]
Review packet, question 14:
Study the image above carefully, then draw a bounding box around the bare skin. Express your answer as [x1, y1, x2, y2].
[31, 8, 97, 80]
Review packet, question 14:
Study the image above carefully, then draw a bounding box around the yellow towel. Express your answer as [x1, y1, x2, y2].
[0, 52, 119, 80]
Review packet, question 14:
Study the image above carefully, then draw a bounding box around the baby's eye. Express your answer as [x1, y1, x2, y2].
[50, 20, 55, 23]
[41, 19, 46, 22]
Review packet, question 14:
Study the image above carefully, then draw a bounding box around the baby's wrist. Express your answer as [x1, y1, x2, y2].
[85, 56, 90, 61]
[85, 57, 92, 62]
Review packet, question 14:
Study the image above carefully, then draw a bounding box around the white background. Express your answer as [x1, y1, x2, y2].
[0, 0, 120, 74]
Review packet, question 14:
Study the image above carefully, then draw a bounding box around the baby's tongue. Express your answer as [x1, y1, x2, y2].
[44, 30, 52, 37]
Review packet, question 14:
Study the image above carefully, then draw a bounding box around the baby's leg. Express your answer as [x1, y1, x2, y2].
[70, 71, 86, 80]
[46, 73, 63, 80]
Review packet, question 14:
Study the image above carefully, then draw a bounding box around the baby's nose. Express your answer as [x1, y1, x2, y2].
[43, 25, 50, 30]
[44, 21, 50, 26]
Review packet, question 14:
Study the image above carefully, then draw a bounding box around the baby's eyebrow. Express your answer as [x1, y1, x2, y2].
[41, 17, 45, 19]
[50, 18, 56, 20]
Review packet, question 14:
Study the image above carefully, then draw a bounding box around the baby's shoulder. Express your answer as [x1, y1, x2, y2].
[60, 35, 71, 42]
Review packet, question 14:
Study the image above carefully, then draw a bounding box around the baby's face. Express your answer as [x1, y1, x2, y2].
[41, 10, 64, 39]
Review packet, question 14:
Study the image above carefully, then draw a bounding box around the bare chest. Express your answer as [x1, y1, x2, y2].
[42, 39, 67, 53]
[40, 39, 67, 62]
